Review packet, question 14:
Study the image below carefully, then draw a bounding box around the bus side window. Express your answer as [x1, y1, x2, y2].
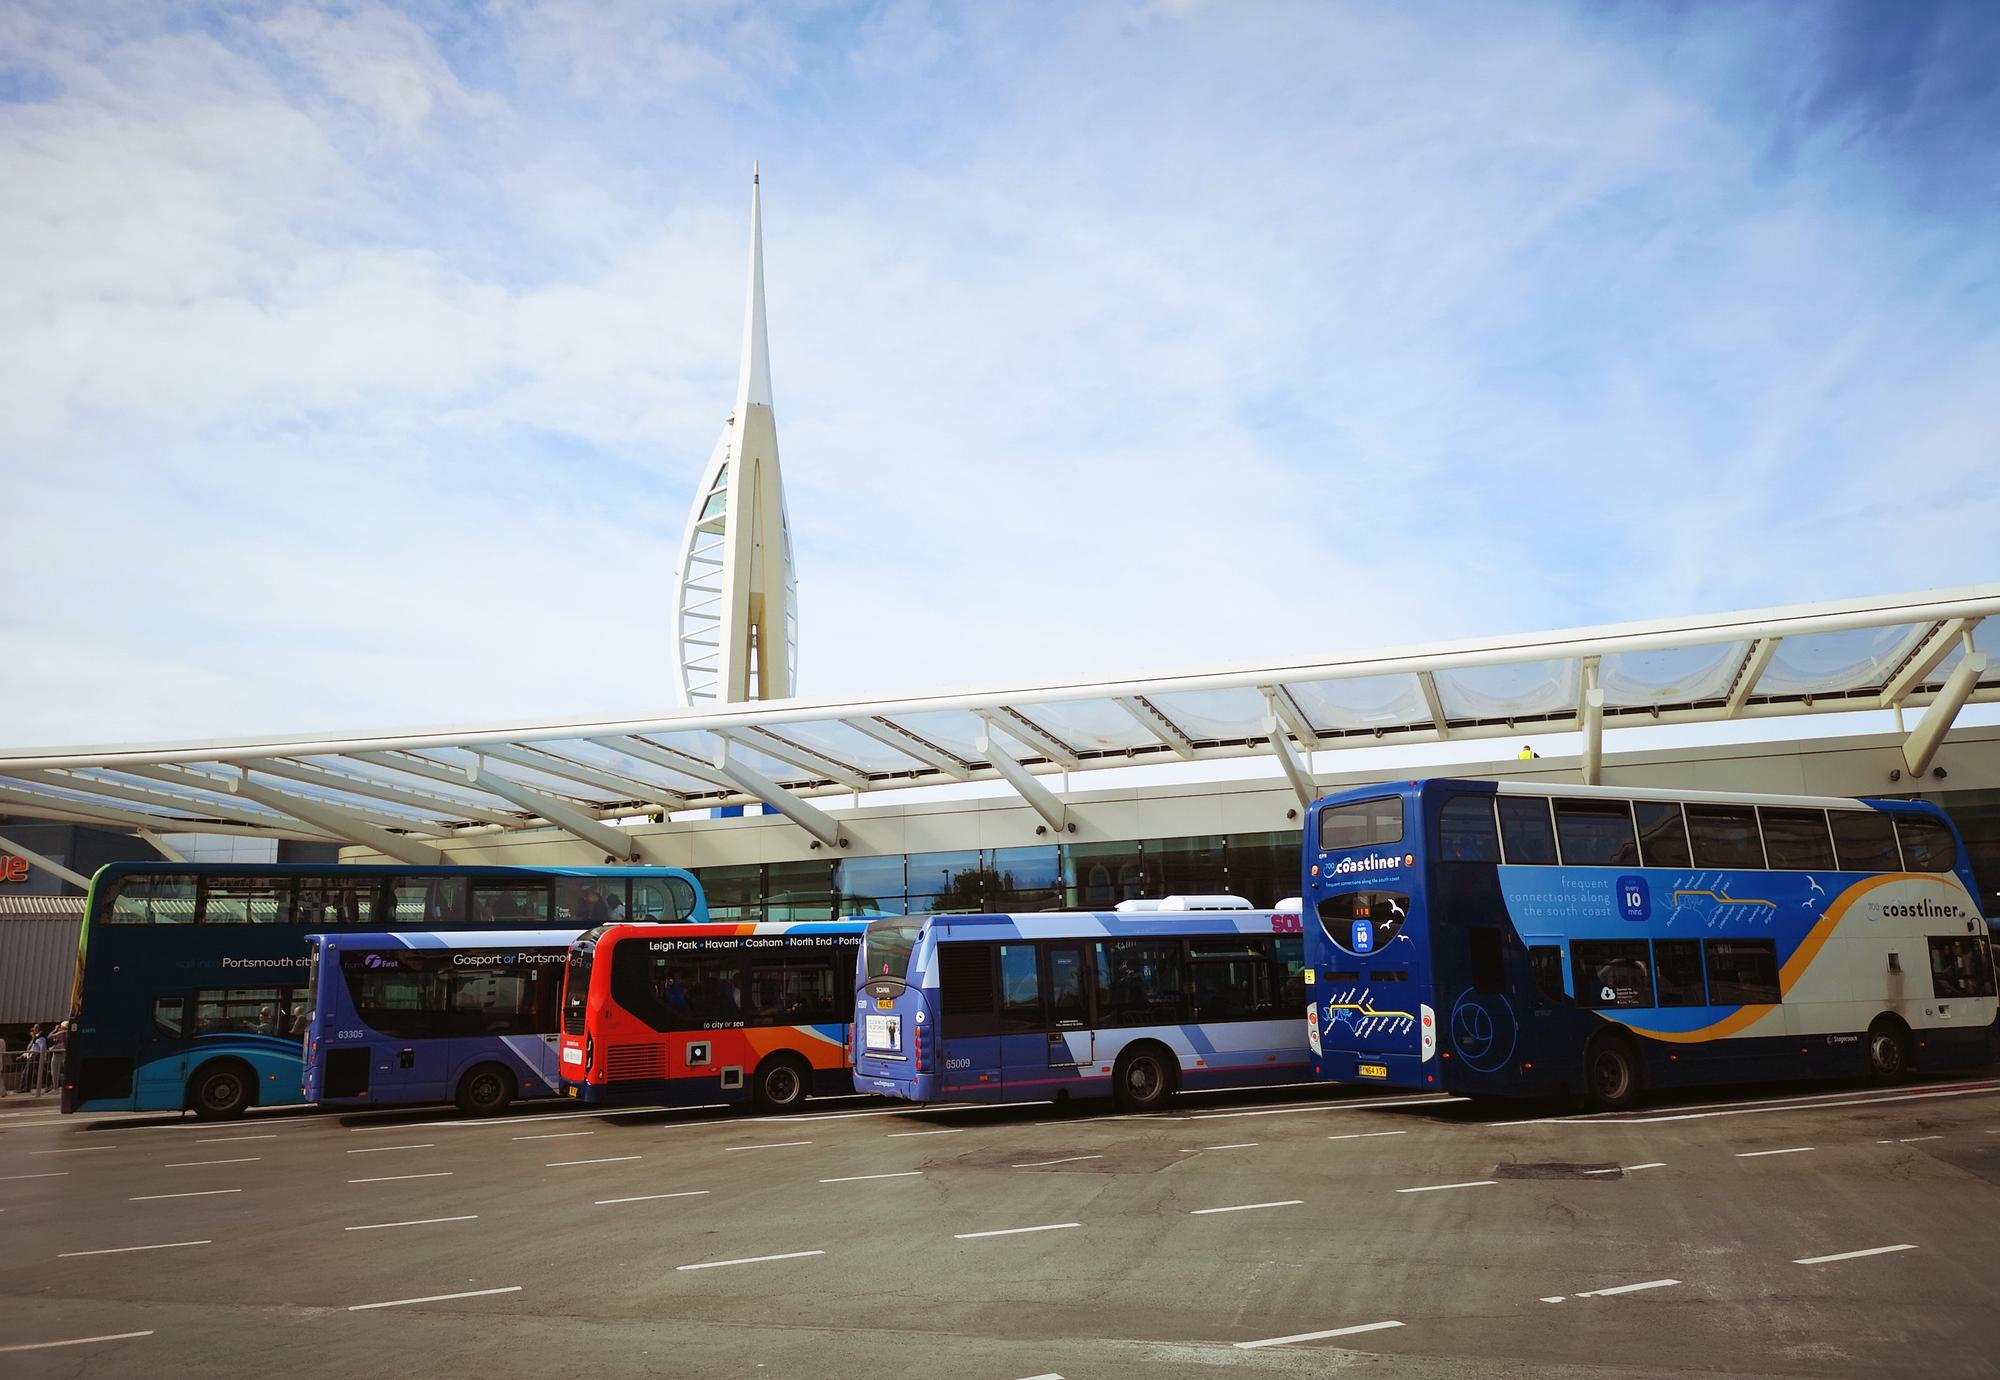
[1653, 939, 1706, 1006]
[1634, 801, 1691, 869]
[938, 942, 999, 1039]
[1896, 815, 1958, 872]
[1830, 812, 1900, 871]
[1439, 795, 1499, 863]
[1468, 927, 1505, 994]
[1497, 799, 1557, 866]
[1274, 935, 1305, 1007]
[153, 996, 186, 1037]
[1527, 946, 1566, 1002]
[1704, 938, 1780, 1005]
[998, 944, 1042, 1032]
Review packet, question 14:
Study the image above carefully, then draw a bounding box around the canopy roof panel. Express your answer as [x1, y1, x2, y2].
[1, 586, 1994, 851]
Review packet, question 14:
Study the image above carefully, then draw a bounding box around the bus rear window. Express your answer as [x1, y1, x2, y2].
[1318, 798, 1403, 852]
[865, 919, 922, 981]
[562, 943, 593, 1035]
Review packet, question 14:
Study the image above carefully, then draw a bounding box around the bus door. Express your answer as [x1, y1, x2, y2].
[135, 993, 192, 1106]
[996, 942, 1047, 1094]
[1043, 943, 1093, 1073]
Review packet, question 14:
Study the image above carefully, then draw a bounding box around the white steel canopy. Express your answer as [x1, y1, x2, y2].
[0, 586, 1993, 857]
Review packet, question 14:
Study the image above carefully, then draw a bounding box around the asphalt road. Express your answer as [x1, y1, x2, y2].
[2, 1074, 1997, 1379]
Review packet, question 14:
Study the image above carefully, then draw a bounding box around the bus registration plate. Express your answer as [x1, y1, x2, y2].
[1356, 1063, 1388, 1079]
[876, 997, 893, 1010]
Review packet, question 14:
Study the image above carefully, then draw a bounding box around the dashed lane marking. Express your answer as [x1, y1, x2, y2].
[349, 1172, 453, 1184]
[1190, 1200, 1303, 1216]
[820, 1171, 923, 1184]
[1794, 1244, 1918, 1265]
[1012, 1155, 1103, 1168]
[1583, 1162, 1666, 1175]
[1576, 1279, 1679, 1297]
[547, 1156, 641, 1167]
[195, 1135, 277, 1143]
[513, 1131, 594, 1141]
[1736, 1147, 1813, 1158]
[886, 1129, 961, 1138]
[676, 1250, 825, 1271]
[1395, 1180, 1497, 1194]
[1328, 1131, 1408, 1142]
[0, 1331, 155, 1353]
[163, 1158, 260, 1168]
[58, 1240, 211, 1258]
[30, 1146, 117, 1154]
[595, 1190, 709, 1205]
[1234, 1320, 1403, 1350]
[0, 1172, 68, 1181]
[346, 1144, 434, 1154]
[726, 1141, 812, 1152]
[1178, 1143, 1259, 1152]
[345, 1216, 478, 1231]
[955, 1223, 1081, 1240]
[130, 1189, 241, 1201]
[349, 1286, 522, 1311]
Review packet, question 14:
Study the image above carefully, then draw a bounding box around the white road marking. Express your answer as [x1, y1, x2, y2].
[349, 1285, 522, 1311]
[345, 1215, 479, 1231]
[676, 1250, 825, 1271]
[547, 1155, 641, 1167]
[1327, 1130, 1408, 1142]
[130, 1189, 242, 1201]
[820, 1171, 923, 1184]
[59, 1239, 211, 1258]
[955, 1223, 1080, 1240]
[513, 1131, 594, 1141]
[195, 1134, 277, 1143]
[1192, 1095, 1460, 1120]
[1582, 1162, 1665, 1174]
[1540, 1296, 1566, 1303]
[1395, 1180, 1497, 1194]
[349, 1172, 453, 1184]
[595, 1190, 710, 1205]
[1525, 1081, 2000, 1126]
[1577, 1278, 1678, 1297]
[1179, 1142, 1259, 1152]
[1794, 1243, 1918, 1265]
[163, 1157, 260, 1168]
[1898, 1135, 1942, 1143]
[30, 1146, 117, 1154]
[726, 1141, 812, 1152]
[1014, 1374, 1065, 1379]
[1191, 1200, 1303, 1216]
[0, 1171, 68, 1180]
[1012, 1154, 1103, 1168]
[1736, 1147, 1813, 1158]
[887, 1129, 961, 1138]
[346, 1144, 434, 1154]
[0, 1330, 156, 1353]
[1234, 1320, 1403, 1350]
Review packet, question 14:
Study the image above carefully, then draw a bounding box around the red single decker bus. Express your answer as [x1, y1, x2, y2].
[558, 920, 864, 1112]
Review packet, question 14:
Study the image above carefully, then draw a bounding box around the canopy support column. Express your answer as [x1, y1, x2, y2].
[712, 742, 845, 849]
[230, 773, 443, 866]
[467, 760, 641, 861]
[1265, 715, 1317, 812]
[978, 728, 1071, 835]
[137, 830, 185, 863]
[0, 830, 92, 889]
[1903, 653, 1986, 779]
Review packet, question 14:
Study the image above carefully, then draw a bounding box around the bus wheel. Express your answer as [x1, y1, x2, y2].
[1866, 1017, 1911, 1083]
[1583, 1033, 1641, 1112]
[188, 1060, 253, 1120]
[1113, 1045, 1175, 1113]
[455, 1064, 515, 1117]
[752, 1055, 811, 1113]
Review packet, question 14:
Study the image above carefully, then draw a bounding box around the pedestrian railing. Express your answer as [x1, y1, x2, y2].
[0, 1048, 65, 1095]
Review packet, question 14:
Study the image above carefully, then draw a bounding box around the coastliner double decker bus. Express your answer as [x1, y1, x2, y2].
[853, 897, 1308, 1111]
[559, 920, 865, 1112]
[1302, 779, 1996, 1110]
[63, 863, 705, 1119]
[303, 929, 578, 1115]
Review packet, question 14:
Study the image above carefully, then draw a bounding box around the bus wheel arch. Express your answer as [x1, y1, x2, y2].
[1112, 1042, 1178, 1112]
[751, 1052, 812, 1112]
[1866, 1015, 1912, 1083]
[455, 1062, 516, 1117]
[1582, 1029, 1642, 1112]
[186, 1058, 256, 1120]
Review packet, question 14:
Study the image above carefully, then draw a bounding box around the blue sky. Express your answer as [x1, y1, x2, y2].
[1, 1, 1996, 748]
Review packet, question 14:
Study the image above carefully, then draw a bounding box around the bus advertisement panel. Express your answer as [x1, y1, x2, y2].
[559, 920, 864, 1112]
[64, 863, 706, 1119]
[1302, 779, 1997, 1109]
[852, 902, 1308, 1111]
[303, 929, 577, 1115]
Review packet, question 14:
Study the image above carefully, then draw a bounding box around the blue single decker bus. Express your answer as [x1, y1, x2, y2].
[853, 898, 1307, 1111]
[63, 863, 705, 1119]
[303, 928, 578, 1115]
[1302, 779, 1996, 1109]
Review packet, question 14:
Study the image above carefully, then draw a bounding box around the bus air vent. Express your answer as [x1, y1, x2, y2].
[606, 1044, 666, 1081]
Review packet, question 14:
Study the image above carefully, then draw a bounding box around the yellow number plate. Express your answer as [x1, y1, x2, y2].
[565, 1086, 578, 1097]
[876, 998, 893, 1011]
[1356, 1063, 1388, 1079]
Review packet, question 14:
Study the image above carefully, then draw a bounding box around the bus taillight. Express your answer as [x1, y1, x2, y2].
[913, 1019, 924, 1073]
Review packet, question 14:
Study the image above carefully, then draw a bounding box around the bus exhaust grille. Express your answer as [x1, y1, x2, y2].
[606, 1045, 665, 1080]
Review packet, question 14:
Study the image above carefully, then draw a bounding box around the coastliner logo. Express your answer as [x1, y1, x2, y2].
[1332, 852, 1416, 876]
[1874, 898, 1968, 921]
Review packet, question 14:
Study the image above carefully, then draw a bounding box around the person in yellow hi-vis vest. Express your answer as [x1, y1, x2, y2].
[1518, 744, 1539, 760]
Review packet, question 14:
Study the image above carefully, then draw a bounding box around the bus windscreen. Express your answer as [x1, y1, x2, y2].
[863, 919, 922, 982]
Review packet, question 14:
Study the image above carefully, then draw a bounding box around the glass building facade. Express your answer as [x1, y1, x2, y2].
[689, 830, 1304, 923]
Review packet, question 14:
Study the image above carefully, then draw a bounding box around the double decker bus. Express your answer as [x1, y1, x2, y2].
[1302, 779, 1996, 1110]
[852, 898, 1308, 1111]
[558, 920, 865, 1112]
[64, 863, 705, 1119]
[302, 929, 577, 1115]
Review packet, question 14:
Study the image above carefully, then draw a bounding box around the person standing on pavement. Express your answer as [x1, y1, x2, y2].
[22, 1025, 47, 1093]
[43, 1023, 65, 1092]
[0, 1030, 9, 1098]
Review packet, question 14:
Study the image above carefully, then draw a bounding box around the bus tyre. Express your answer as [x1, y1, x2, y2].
[1866, 1017, 1911, 1084]
[456, 1064, 515, 1117]
[1583, 1033, 1641, 1112]
[188, 1060, 253, 1120]
[752, 1055, 811, 1113]
[1113, 1045, 1175, 1113]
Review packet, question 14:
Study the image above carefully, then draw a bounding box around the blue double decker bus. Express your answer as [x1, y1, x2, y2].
[303, 929, 578, 1115]
[63, 863, 705, 1119]
[1302, 780, 1996, 1109]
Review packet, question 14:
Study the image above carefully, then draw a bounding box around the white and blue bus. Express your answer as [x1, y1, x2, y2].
[853, 899, 1307, 1111]
[1302, 779, 1997, 1110]
[303, 929, 578, 1116]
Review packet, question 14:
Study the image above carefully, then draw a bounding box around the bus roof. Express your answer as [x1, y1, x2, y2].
[882, 910, 1294, 940]
[589, 918, 869, 942]
[308, 928, 583, 950]
[90, 861, 699, 883]
[1312, 777, 1928, 813]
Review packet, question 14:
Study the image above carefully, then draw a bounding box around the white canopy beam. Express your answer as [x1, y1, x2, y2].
[1113, 697, 1197, 760]
[1580, 687, 1605, 786]
[10, 768, 336, 837]
[478, 744, 685, 810]
[1879, 618, 1977, 708]
[977, 729, 1070, 835]
[711, 741, 844, 849]
[1726, 638, 1779, 717]
[0, 829, 92, 889]
[1264, 715, 1317, 812]
[467, 759, 642, 861]
[591, 735, 740, 794]
[840, 718, 973, 781]
[977, 710, 1082, 772]
[1415, 672, 1451, 739]
[716, 728, 872, 792]
[137, 829, 186, 863]
[1903, 653, 1987, 779]
[230, 772, 443, 866]
[240, 757, 521, 828]
[1260, 685, 1323, 750]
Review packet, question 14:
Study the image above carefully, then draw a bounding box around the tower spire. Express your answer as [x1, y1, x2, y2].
[737, 163, 773, 412]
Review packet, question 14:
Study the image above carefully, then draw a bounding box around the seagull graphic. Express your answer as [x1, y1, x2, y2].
[1806, 876, 1826, 895]
[1385, 898, 1407, 919]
